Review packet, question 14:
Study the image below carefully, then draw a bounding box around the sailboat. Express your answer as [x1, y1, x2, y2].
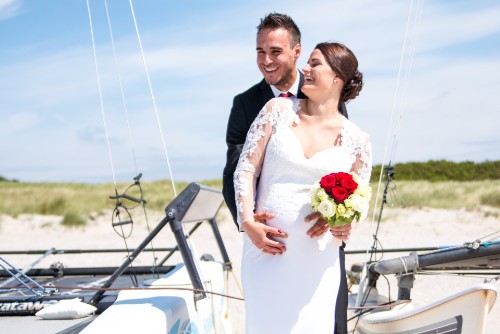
[344, 165, 500, 334]
[0, 181, 236, 333]
[348, 237, 499, 333]
[341, 0, 500, 331]
[1, 1, 239, 333]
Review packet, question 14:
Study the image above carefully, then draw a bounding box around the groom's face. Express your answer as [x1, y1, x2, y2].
[256, 28, 301, 92]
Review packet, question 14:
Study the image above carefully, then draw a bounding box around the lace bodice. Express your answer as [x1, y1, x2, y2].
[234, 97, 372, 230]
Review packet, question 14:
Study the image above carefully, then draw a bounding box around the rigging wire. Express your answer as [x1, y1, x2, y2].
[103, 0, 139, 176]
[86, 1, 167, 281]
[103, 0, 160, 278]
[86, 0, 138, 286]
[367, 0, 424, 264]
[104, 0, 162, 280]
[390, 0, 424, 162]
[128, 0, 177, 196]
[85, 0, 117, 187]
[367, 0, 416, 245]
[356, 0, 424, 310]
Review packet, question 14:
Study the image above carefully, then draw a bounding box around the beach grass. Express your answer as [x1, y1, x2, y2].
[0, 179, 498, 226]
[391, 180, 500, 210]
[0, 179, 222, 218]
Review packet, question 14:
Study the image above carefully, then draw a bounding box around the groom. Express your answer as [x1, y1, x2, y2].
[222, 13, 350, 334]
[223, 12, 348, 226]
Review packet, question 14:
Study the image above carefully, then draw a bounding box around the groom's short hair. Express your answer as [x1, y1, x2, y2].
[257, 12, 301, 47]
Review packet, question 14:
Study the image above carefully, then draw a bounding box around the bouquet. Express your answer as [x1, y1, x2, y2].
[310, 172, 371, 227]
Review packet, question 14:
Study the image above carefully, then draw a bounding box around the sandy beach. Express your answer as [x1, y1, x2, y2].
[1, 206, 499, 333]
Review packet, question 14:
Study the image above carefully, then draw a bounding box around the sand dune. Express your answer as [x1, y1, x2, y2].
[0, 206, 499, 333]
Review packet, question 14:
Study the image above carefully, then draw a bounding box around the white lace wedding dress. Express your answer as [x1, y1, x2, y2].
[234, 98, 372, 334]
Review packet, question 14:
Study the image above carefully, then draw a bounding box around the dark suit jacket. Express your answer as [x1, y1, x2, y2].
[223, 72, 348, 224]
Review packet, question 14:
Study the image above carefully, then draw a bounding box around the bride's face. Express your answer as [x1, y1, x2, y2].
[301, 49, 339, 98]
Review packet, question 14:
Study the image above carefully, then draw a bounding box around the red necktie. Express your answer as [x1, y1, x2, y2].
[279, 92, 292, 98]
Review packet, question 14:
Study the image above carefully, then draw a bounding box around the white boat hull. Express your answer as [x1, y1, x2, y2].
[81, 261, 231, 334]
[355, 283, 497, 334]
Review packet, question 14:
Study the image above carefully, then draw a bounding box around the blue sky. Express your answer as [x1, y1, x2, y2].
[1, 0, 499, 184]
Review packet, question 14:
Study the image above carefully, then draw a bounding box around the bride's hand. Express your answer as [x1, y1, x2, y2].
[329, 224, 352, 240]
[305, 212, 329, 238]
[241, 219, 287, 255]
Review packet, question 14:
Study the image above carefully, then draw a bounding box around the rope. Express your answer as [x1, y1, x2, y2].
[348, 299, 411, 311]
[128, 0, 177, 196]
[1, 285, 244, 301]
[477, 231, 500, 243]
[417, 270, 500, 278]
[400, 256, 409, 274]
[223, 269, 245, 320]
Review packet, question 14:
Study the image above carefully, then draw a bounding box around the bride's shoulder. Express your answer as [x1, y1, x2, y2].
[260, 97, 298, 124]
[344, 118, 370, 140]
[263, 97, 296, 113]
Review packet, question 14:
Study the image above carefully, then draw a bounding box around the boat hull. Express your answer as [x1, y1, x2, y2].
[356, 283, 497, 334]
[81, 261, 230, 334]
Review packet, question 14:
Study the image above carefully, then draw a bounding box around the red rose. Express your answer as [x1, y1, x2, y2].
[319, 173, 337, 195]
[339, 176, 358, 195]
[331, 186, 349, 203]
[335, 172, 351, 182]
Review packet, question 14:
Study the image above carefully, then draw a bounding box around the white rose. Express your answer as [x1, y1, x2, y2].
[318, 199, 335, 218]
[355, 184, 372, 199]
[344, 198, 352, 210]
[348, 194, 363, 212]
[316, 188, 329, 201]
[311, 195, 321, 210]
[344, 207, 355, 218]
[336, 203, 346, 217]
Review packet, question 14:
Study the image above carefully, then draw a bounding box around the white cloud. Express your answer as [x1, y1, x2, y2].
[0, 0, 21, 20]
[0, 111, 38, 133]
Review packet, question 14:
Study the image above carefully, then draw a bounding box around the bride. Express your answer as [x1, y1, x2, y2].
[234, 42, 372, 333]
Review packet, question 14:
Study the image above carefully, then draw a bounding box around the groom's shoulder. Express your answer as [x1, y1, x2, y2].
[236, 79, 270, 101]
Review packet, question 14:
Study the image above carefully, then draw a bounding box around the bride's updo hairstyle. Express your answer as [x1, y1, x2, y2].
[315, 42, 363, 103]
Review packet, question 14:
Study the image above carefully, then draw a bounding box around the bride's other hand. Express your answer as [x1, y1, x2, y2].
[329, 224, 352, 240]
[305, 212, 329, 238]
[241, 219, 287, 255]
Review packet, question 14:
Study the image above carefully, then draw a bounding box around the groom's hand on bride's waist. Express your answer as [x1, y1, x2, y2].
[253, 211, 276, 224]
[241, 212, 287, 255]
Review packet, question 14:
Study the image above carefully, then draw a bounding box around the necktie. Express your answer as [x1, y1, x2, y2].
[279, 92, 292, 98]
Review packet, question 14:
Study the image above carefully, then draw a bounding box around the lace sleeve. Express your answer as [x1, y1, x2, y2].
[351, 131, 373, 184]
[233, 98, 295, 231]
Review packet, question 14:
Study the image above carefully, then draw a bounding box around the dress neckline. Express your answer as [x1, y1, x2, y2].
[285, 122, 345, 160]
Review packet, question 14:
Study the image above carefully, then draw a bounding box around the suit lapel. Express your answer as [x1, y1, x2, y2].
[258, 79, 274, 105]
[297, 71, 308, 99]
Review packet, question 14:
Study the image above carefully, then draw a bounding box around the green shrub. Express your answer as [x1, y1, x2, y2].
[480, 191, 500, 208]
[371, 160, 500, 182]
[60, 211, 87, 227]
[37, 196, 67, 215]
